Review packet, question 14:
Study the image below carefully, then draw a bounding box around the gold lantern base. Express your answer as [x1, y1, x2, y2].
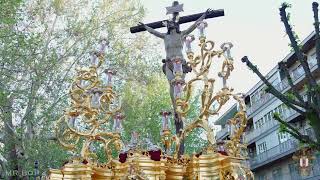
[48, 152, 252, 180]
[187, 152, 220, 179]
[166, 164, 186, 180]
[92, 160, 128, 180]
[127, 152, 166, 180]
[48, 159, 93, 180]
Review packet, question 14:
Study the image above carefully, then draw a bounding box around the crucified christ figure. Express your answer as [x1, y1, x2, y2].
[138, 2, 212, 155]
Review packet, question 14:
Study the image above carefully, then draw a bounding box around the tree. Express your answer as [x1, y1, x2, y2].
[241, 2, 320, 150]
[0, 0, 159, 178]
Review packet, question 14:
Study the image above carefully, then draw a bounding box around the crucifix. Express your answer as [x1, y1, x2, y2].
[130, 1, 224, 155]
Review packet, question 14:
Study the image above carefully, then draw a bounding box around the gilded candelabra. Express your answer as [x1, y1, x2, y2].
[159, 20, 253, 179]
[50, 40, 168, 180]
[54, 38, 124, 164]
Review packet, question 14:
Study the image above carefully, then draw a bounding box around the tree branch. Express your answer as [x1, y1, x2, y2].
[46, 135, 57, 141]
[273, 113, 320, 150]
[278, 61, 305, 104]
[280, 4, 317, 88]
[313, 2, 320, 67]
[0, 153, 7, 167]
[241, 56, 306, 115]
[312, 2, 320, 114]
[0, 132, 3, 143]
[5, 122, 18, 138]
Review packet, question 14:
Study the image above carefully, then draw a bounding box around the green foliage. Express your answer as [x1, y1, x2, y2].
[281, 2, 292, 9]
[121, 74, 170, 143]
[22, 138, 69, 171]
[274, 112, 287, 133]
[265, 86, 271, 93]
[306, 111, 318, 129]
[284, 91, 296, 101]
[314, 84, 320, 93]
[279, 123, 288, 134]
[0, 0, 22, 25]
[183, 94, 207, 154]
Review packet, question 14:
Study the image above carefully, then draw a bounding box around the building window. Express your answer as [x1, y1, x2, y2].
[291, 64, 304, 80]
[305, 128, 315, 140]
[308, 52, 317, 67]
[271, 78, 280, 87]
[276, 104, 284, 117]
[278, 104, 283, 116]
[278, 132, 290, 143]
[288, 163, 300, 180]
[266, 111, 272, 121]
[316, 154, 320, 171]
[257, 173, 266, 180]
[255, 117, 266, 129]
[272, 168, 282, 180]
[251, 90, 262, 104]
[258, 142, 267, 153]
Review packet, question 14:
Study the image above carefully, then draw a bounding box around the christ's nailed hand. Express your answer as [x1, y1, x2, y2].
[205, 8, 213, 16]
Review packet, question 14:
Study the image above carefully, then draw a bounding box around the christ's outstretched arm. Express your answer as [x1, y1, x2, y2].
[139, 22, 165, 39]
[182, 9, 211, 36]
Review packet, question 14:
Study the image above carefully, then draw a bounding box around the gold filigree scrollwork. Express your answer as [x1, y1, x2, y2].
[55, 47, 124, 164]
[172, 33, 245, 157]
[161, 21, 252, 179]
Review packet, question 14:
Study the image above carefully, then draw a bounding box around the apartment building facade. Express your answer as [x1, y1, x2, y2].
[215, 32, 320, 180]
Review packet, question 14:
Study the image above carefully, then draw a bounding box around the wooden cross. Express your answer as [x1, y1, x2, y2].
[130, 1, 224, 34]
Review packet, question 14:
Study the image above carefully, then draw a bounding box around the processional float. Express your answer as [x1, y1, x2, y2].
[49, 1, 253, 179]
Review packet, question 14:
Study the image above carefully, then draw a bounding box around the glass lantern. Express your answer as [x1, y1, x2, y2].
[98, 38, 109, 54]
[173, 80, 184, 99]
[221, 42, 234, 60]
[197, 21, 208, 39]
[68, 112, 80, 130]
[184, 35, 195, 53]
[90, 52, 99, 67]
[217, 141, 228, 156]
[91, 91, 101, 108]
[80, 80, 90, 89]
[103, 69, 116, 87]
[112, 112, 124, 133]
[68, 116, 76, 128]
[128, 131, 139, 149]
[172, 58, 183, 75]
[160, 111, 172, 131]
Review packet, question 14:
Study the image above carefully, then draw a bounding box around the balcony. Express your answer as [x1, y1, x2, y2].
[245, 119, 278, 144]
[250, 138, 298, 169]
[245, 107, 298, 144]
[246, 93, 273, 115]
[246, 63, 318, 116]
[216, 126, 229, 140]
